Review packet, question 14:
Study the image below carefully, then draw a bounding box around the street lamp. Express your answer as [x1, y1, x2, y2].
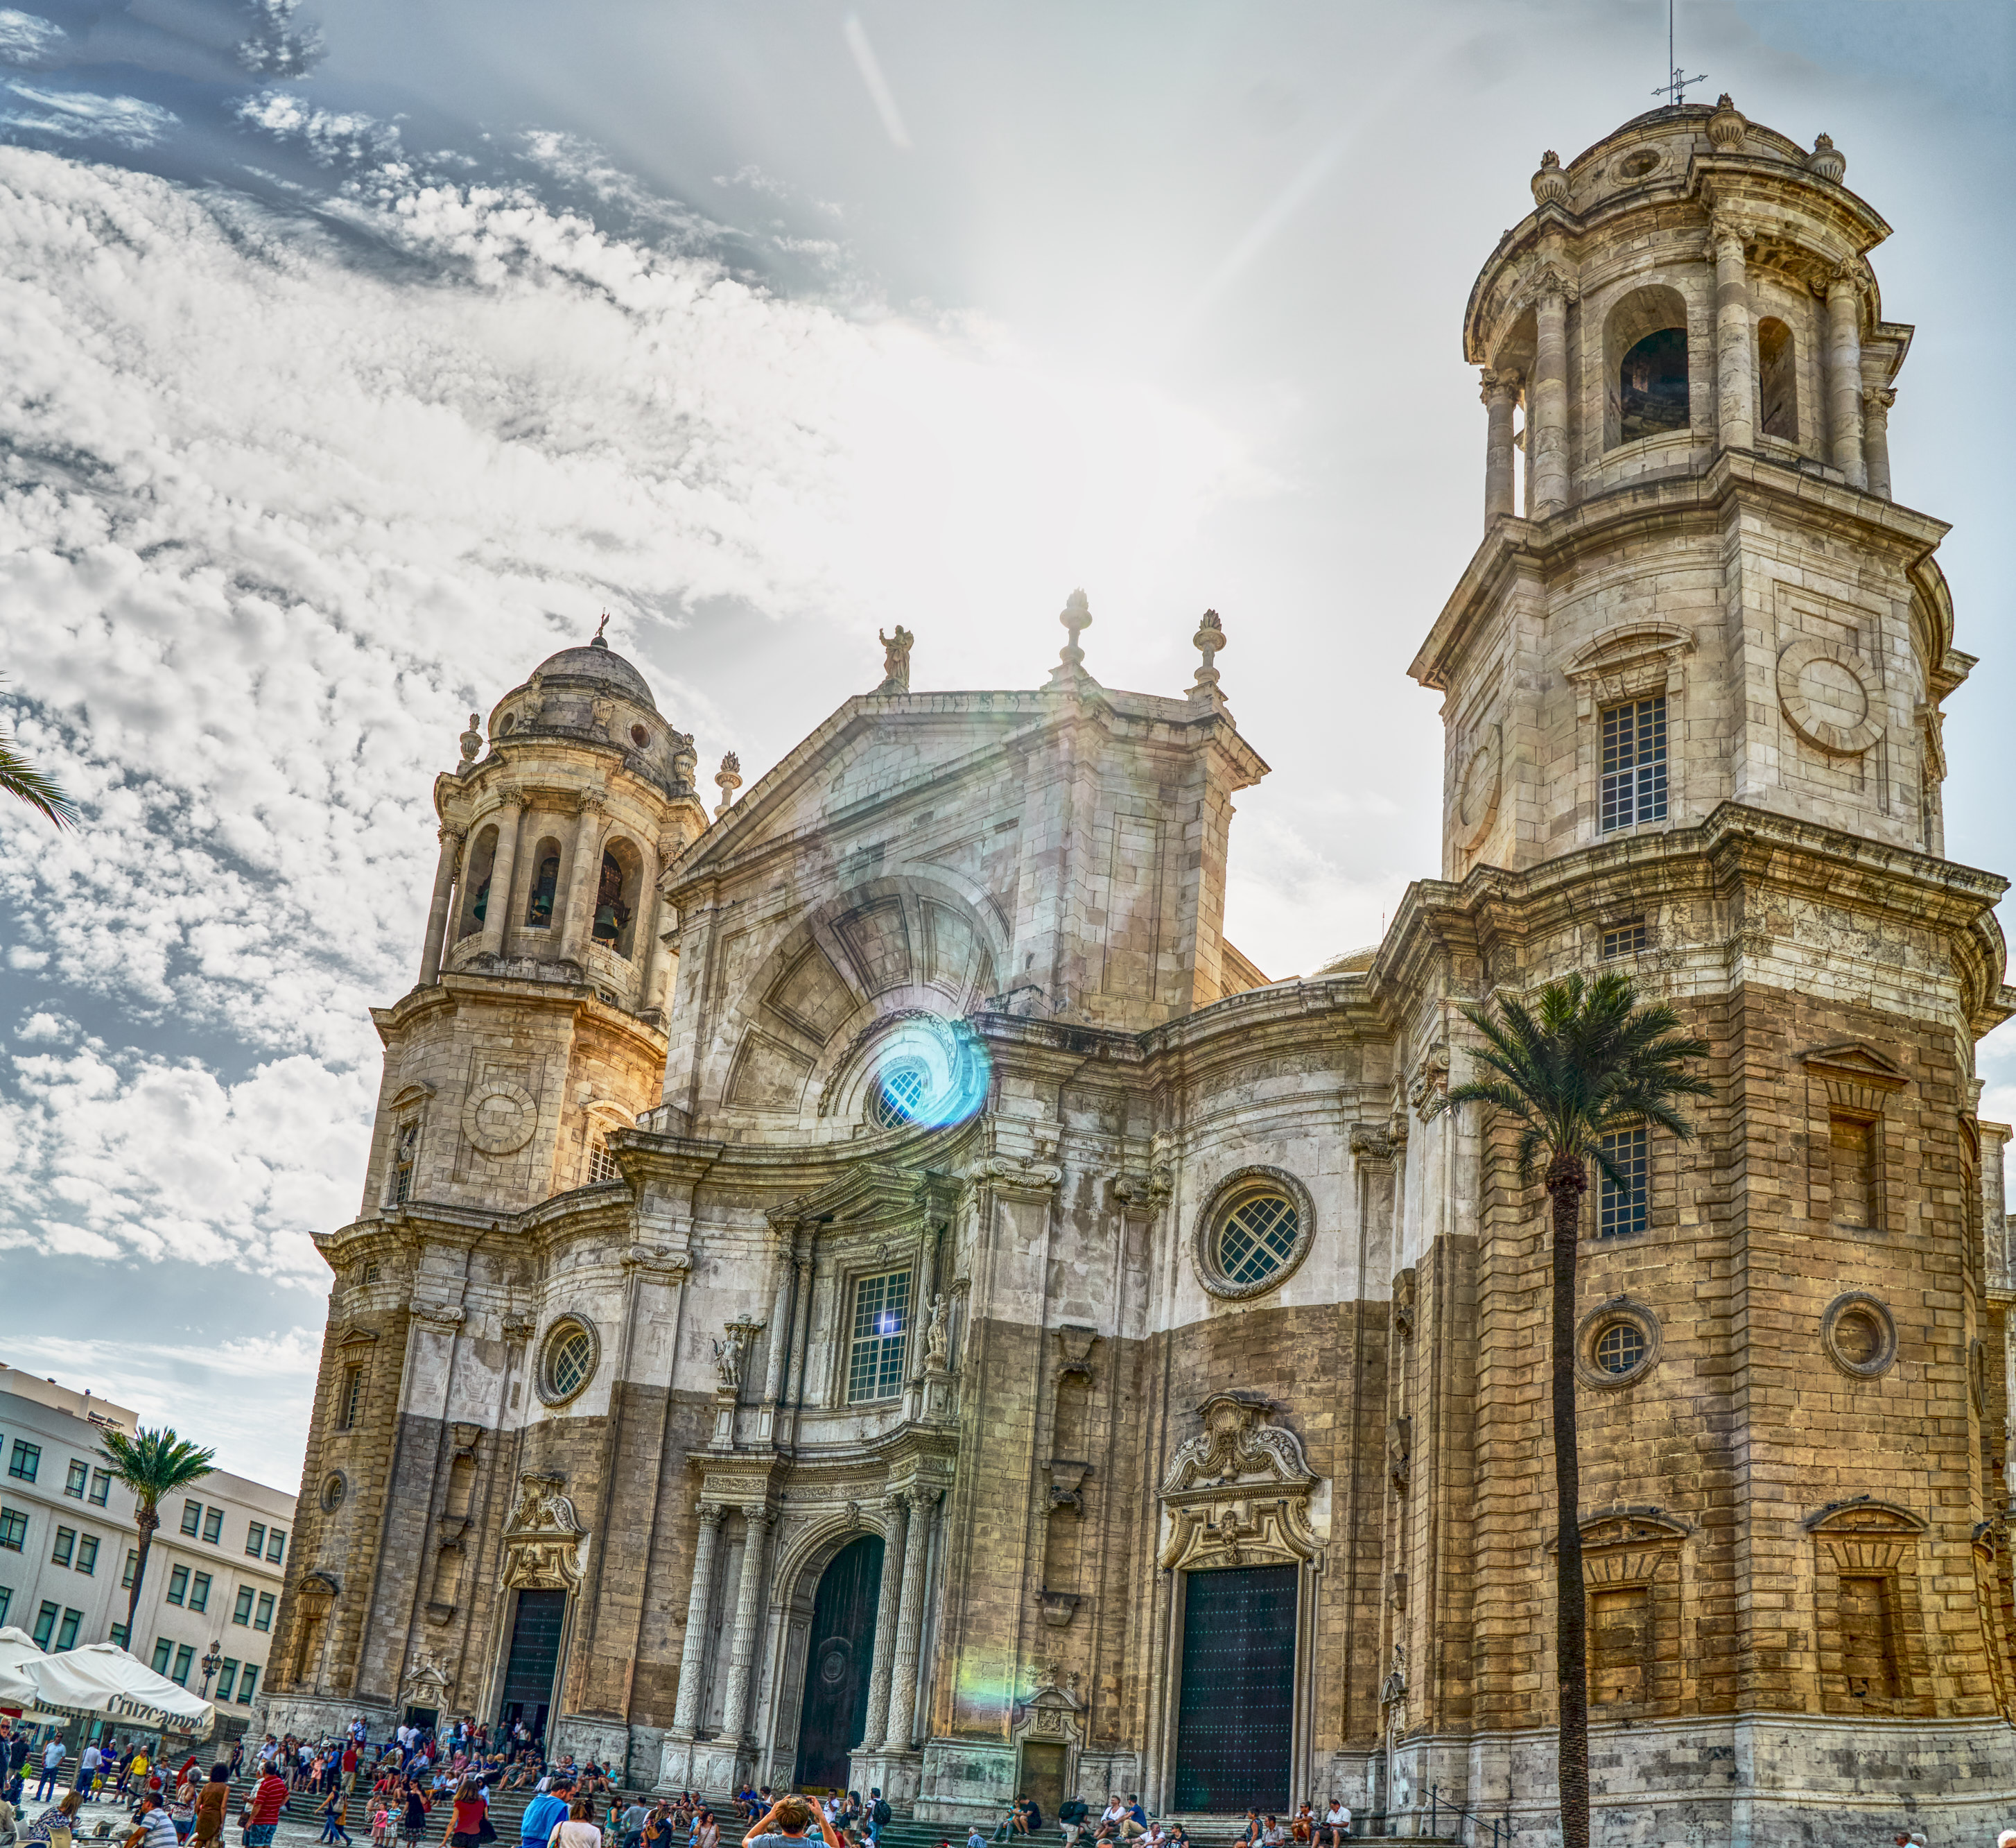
[200, 1644, 222, 1699]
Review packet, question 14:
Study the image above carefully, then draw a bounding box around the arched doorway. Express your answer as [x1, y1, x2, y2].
[793, 1533, 885, 1793]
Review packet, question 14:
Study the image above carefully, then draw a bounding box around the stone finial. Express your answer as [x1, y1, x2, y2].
[458, 712, 483, 769]
[1706, 94, 1746, 150]
[668, 729, 697, 792]
[1806, 132, 1846, 183]
[1189, 609, 1226, 702]
[876, 625, 914, 694]
[1046, 587, 1095, 688]
[713, 751, 742, 821]
[1530, 150, 1569, 208]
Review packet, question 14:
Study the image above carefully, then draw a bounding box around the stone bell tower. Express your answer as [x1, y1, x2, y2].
[1387, 98, 2014, 1842]
[1421, 94, 1959, 883]
[363, 632, 711, 1217]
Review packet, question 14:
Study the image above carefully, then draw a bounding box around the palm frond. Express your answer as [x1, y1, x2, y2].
[0, 734, 79, 828]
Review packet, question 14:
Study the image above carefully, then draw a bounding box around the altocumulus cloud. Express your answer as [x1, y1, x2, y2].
[0, 135, 1262, 1282]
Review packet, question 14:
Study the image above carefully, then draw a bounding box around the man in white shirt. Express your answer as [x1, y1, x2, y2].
[34, 1741, 64, 1804]
[1316, 1803, 1350, 1847]
[73, 1743, 101, 1797]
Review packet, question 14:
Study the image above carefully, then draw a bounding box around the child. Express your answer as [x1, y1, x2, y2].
[370, 1804, 392, 1848]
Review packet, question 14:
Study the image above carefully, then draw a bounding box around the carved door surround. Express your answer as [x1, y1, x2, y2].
[501, 1474, 590, 1591]
[1807, 1496, 1933, 1717]
[1011, 1662, 1086, 1815]
[1157, 1393, 1321, 1573]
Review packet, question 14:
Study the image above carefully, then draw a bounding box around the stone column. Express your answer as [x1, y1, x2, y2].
[1529, 275, 1571, 518]
[718, 1505, 772, 1741]
[557, 797, 607, 965]
[1481, 370, 1519, 528]
[860, 1497, 907, 1749]
[1825, 271, 1868, 488]
[759, 1230, 798, 1410]
[1863, 387, 1895, 501]
[416, 827, 463, 987]
[880, 1489, 935, 1751]
[473, 792, 524, 962]
[670, 1502, 725, 1736]
[1710, 221, 1755, 453]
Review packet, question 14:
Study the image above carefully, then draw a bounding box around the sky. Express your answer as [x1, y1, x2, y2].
[0, 1, 2011, 1491]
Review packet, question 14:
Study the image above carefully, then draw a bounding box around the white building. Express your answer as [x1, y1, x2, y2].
[0, 1364, 297, 1730]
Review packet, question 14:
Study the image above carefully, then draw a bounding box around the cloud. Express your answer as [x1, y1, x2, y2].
[0, 10, 62, 69]
[0, 82, 176, 148]
[1222, 806, 1412, 981]
[0, 1326, 324, 1487]
[0, 141, 1262, 1277]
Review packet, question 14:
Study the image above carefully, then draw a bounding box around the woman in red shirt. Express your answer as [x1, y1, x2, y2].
[448, 1779, 489, 1848]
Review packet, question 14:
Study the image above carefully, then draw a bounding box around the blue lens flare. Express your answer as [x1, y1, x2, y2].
[870, 1017, 989, 1130]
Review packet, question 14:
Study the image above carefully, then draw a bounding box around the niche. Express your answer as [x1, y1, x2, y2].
[524, 837, 563, 930]
[457, 824, 499, 940]
[1039, 1325, 1099, 1626]
[1809, 1498, 1931, 1717]
[1757, 317, 1798, 441]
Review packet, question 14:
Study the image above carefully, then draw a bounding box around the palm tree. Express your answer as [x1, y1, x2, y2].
[96, 1427, 218, 1643]
[0, 682, 78, 827]
[1427, 972, 1709, 1848]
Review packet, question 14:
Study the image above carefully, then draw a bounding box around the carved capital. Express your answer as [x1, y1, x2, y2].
[1479, 367, 1522, 406]
[695, 1500, 726, 1528]
[1112, 1166, 1173, 1213]
[975, 1153, 1064, 1194]
[1350, 1123, 1395, 1166]
[411, 1301, 465, 1330]
[623, 1243, 691, 1282]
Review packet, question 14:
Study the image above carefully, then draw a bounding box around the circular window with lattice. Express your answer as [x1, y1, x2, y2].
[869, 1060, 935, 1130]
[537, 1317, 599, 1407]
[1193, 1168, 1315, 1300]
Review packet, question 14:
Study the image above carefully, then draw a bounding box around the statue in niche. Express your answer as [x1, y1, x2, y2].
[877, 625, 914, 693]
[923, 1293, 949, 1371]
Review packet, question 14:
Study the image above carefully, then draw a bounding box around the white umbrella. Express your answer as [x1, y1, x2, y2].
[0, 1625, 42, 1707]
[20, 1643, 216, 1737]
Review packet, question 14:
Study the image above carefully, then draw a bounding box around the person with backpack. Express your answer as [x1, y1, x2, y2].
[866, 1795, 889, 1848]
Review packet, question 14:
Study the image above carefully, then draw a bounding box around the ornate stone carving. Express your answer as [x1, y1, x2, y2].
[462, 1080, 538, 1156]
[1045, 1459, 1091, 1516]
[1806, 132, 1846, 183]
[1158, 1392, 1321, 1572]
[1408, 1046, 1450, 1120]
[1054, 1324, 1098, 1383]
[1349, 1123, 1393, 1166]
[1113, 1166, 1174, 1213]
[922, 1293, 950, 1372]
[1529, 149, 1568, 207]
[623, 1244, 692, 1282]
[1706, 94, 1747, 152]
[711, 1319, 763, 1396]
[403, 1647, 455, 1702]
[1387, 1416, 1412, 1490]
[1189, 609, 1225, 702]
[974, 1152, 1064, 1193]
[1391, 1268, 1416, 1338]
[411, 1301, 464, 1329]
[1778, 635, 1885, 757]
[501, 1474, 588, 1591]
[458, 714, 483, 768]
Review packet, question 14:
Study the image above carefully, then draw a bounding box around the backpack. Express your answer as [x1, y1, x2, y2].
[871, 1804, 889, 1828]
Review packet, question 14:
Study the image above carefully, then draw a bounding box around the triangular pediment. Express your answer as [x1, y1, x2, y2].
[1799, 1042, 1907, 1087]
[334, 1323, 380, 1348]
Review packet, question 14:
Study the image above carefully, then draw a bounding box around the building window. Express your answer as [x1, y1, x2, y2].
[33, 1601, 59, 1650]
[202, 1507, 223, 1545]
[1617, 327, 1689, 440]
[847, 1270, 912, 1404]
[55, 1608, 81, 1651]
[1599, 696, 1667, 833]
[1594, 1320, 1648, 1375]
[166, 1564, 189, 1605]
[189, 1571, 211, 1614]
[107, 1621, 128, 1648]
[238, 1664, 259, 1703]
[123, 1549, 138, 1588]
[75, 1535, 97, 1575]
[215, 1658, 238, 1702]
[338, 1366, 364, 1431]
[1758, 316, 1798, 441]
[233, 1586, 254, 1626]
[587, 1137, 621, 1185]
[150, 1638, 173, 1675]
[1830, 1115, 1877, 1228]
[246, 1523, 266, 1558]
[171, 1643, 194, 1687]
[870, 1060, 932, 1130]
[88, 1469, 111, 1507]
[64, 1460, 87, 1499]
[0, 1588, 10, 1625]
[268, 1528, 286, 1564]
[1600, 919, 1646, 960]
[0, 1508, 26, 1551]
[1597, 1125, 1649, 1238]
[537, 1320, 598, 1408]
[254, 1591, 275, 1630]
[51, 1528, 73, 1568]
[8, 1441, 40, 1483]
[180, 1501, 202, 1537]
[390, 1122, 418, 1205]
[1213, 1191, 1301, 1287]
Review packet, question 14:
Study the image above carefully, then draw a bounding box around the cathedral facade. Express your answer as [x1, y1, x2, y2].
[261, 100, 2016, 1844]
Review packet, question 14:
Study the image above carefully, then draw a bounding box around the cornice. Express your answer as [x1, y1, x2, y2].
[1411, 449, 1952, 691]
[371, 971, 668, 1057]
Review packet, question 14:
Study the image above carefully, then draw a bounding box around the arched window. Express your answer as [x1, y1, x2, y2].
[1757, 316, 1798, 440]
[1618, 330, 1689, 441]
[456, 825, 498, 940]
[524, 837, 562, 929]
[1604, 285, 1691, 449]
[592, 841, 643, 956]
